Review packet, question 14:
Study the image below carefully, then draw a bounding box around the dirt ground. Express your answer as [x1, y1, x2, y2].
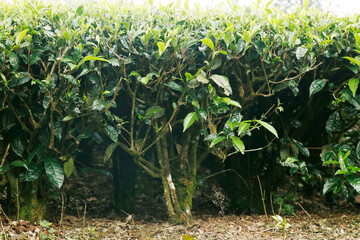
[2, 169, 360, 239]
[2, 209, 360, 240]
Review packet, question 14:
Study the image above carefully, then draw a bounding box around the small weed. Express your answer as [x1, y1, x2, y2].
[272, 215, 291, 239]
[39, 220, 57, 240]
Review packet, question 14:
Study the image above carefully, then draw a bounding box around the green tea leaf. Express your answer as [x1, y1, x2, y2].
[348, 78, 359, 97]
[63, 116, 74, 121]
[325, 111, 341, 135]
[63, 158, 74, 178]
[243, 31, 251, 45]
[209, 74, 232, 96]
[237, 122, 251, 136]
[23, 163, 42, 182]
[201, 38, 214, 51]
[166, 82, 184, 92]
[10, 160, 28, 169]
[11, 136, 26, 157]
[105, 125, 119, 142]
[344, 57, 360, 68]
[104, 143, 118, 163]
[346, 175, 360, 194]
[255, 120, 278, 138]
[231, 136, 245, 154]
[183, 112, 198, 132]
[323, 177, 342, 195]
[44, 157, 64, 188]
[61, 74, 78, 86]
[296, 46, 308, 60]
[210, 136, 226, 148]
[157, 42, 165, 55]
[293, 140, 310, 157]
[16, 29, 29, 45]
[145, 106, 165, 119]
[309, 79, 327, 97]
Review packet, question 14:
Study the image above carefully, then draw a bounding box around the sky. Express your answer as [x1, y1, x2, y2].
[130, 0, 360, 16]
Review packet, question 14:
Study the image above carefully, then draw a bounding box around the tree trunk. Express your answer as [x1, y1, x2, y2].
[113, 148, 136, 214]
[156, 137, 190, 224]
[155, 127, 200, 225]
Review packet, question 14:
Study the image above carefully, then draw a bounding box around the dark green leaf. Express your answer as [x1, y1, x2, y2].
[145, 106, 165, 119]
[61, 74, 78, 86]
[309, 79, 327, 97]
[346, 175, 360, 194]
[356, 141, 360, 160]
[44, 157, 64, 189]
[26, 147, 40, 166]
[10, 160, 28, 169]
[293, 140, 310, 157]
[105, 125, 119, 142]
[9, 52, 19, 69]
[326, 111, 341, 135]
[166, 82, 184, 92]
[23, 163, 42, 182]
[0, 166, 9, 173]
[323, 177, 342, 195]
[11, 136, 26, 157]
[29, 51, 42, 65]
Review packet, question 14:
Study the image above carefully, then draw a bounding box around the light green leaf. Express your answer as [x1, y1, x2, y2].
[237, 122, 251, 136]
[309, 79, 327, 97]
[63, 116, 73, 121]
[63, 158, 74, 178]
[221, 97, 241, 108]
[226, 119, 238, 131]
[243, 31, 251, 45]
[201, 38, 214, 51]
[231, 136, 245, 154]
[157, 42, 165, 55]
[349, 78, 359, 97]
[183, 112, 198, 132]
[104, 143, 118, 163]
[16, 29, 29, 45]
[196, 73, 209, 84]
[210, 136, 226, 148]
[296, 46, 308, 60]
[209, 74, 232, 96]
[82, 56, 109, 63]
[344, 57, 360, 68]
[323, 177, 342, 195]
[255, 120, 278, 138]
[338, 151, 349, 173]
[44, 157, 64, 189]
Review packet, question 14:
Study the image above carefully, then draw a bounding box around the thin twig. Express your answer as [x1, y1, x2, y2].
[257, 176, 268, 220]
[204, 169, 249, 189]
[296, 202, 311, 218]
